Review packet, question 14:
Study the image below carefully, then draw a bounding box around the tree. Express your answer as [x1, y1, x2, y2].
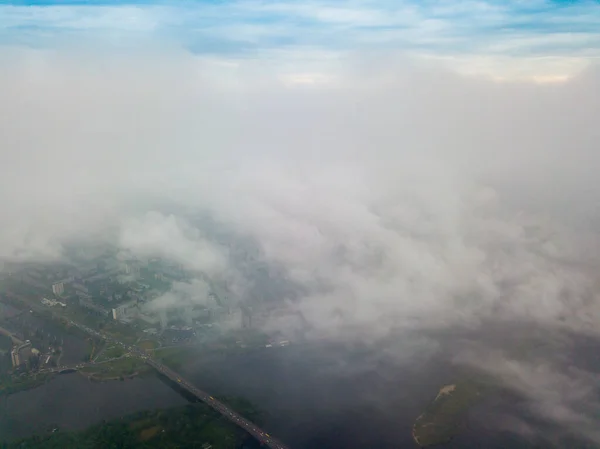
[0, 335, 12, 352]
[28, 353, 41, 371]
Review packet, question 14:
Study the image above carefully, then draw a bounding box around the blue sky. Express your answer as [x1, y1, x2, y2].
[1, 0, 600, 80]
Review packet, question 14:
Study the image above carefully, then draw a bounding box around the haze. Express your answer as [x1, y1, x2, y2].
[2, 6, 600, 445]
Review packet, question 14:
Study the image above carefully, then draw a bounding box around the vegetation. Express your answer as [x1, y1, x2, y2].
[0, 372, 55, 396]
[100, 323, 141, 345]
[137, 340, 159, 352]
[138, 271, 172, 293]
[0, 335, 12, 353]
[94, 344, 125, 362]
[412, 379, 485, 447]
[0, 403, 251, 449]
[152, 346, 196, 371]
[1, 282, 144, 346]
[80, 356, 150, 381]
[1, 279, 49, 299]
[83, 338, 104, 362]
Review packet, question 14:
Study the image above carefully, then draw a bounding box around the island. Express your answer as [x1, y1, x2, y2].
[412, 380, 483, 447]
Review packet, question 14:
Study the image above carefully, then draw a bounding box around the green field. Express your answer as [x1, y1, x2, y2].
[138, 340, 160, 351]
[80, 356, 150, 380]
[412, 380, 484, 447]
[94, 344, 125, 362]
[153, 346, 197, 371]
[0, 372, 55, 396]
[83, 338, 104, 362]
[1, 403, 248, 449]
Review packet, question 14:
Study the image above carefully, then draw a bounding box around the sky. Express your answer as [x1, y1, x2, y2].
[2, 0, 600, 446]
[2, 0, 600, 81]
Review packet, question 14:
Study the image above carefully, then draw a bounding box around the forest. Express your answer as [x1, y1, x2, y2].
[1, 399, 266, 449]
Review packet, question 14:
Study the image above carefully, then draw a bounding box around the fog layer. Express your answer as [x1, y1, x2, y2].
[2, 47, 600, 445]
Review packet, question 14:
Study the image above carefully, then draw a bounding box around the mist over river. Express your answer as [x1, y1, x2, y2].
[0, 338, 551, 449]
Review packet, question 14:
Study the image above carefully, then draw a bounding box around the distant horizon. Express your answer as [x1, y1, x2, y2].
[2, 0, 600, 82]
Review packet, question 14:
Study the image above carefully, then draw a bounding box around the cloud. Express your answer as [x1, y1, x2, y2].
[1, 47, 600, 332]
[148, 279, 211, 312]
[456, 346, 600, 445]
[118, 212, 228, 276]
[1, 41, 600, 443]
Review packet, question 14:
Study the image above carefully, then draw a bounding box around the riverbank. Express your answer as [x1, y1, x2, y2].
[412, 380, 483, 447]
[79, 356, 151, 381]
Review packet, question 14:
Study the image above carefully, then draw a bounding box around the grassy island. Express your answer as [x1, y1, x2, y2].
[412, 380, 483, 447]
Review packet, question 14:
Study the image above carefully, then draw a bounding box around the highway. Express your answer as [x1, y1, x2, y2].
[145, 358, 289, 449]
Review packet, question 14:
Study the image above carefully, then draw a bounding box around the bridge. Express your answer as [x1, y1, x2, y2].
[45, 353, 289, 448]
[145, 358, 288, 449]
[35, 305, 290, 448]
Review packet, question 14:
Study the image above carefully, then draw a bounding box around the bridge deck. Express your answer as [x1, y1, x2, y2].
[146, 359, 289, 449]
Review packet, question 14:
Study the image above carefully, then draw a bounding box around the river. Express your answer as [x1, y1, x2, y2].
[0, 334, 590, 448]
[0, 374, 187, 440]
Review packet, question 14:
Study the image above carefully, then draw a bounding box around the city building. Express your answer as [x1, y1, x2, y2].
[10, 349, 19, 367]
[112, 300, 139, 321]
[52, 282, 64, 296]
[41, 298, 66, 307]
[124, 261, 141, 277]
[241, 306, 253, 329]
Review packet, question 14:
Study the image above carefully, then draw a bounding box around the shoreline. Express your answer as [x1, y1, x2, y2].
[411, 383, 459, 447]
[412, 413, 424, 446]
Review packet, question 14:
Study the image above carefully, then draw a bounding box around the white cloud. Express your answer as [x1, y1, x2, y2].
[0, 43, 599, 344]
[418, 53, 592, 82]
[1, 42, 600, 442]
[457, 348, 600, 445]
[148, 279, 211, 311]
[119, 212, 228, 276]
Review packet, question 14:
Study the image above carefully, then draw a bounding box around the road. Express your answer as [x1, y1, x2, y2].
[40, 355, 127, 373]
[146, 358, 288, 449]
[0, 324, 24, 345]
